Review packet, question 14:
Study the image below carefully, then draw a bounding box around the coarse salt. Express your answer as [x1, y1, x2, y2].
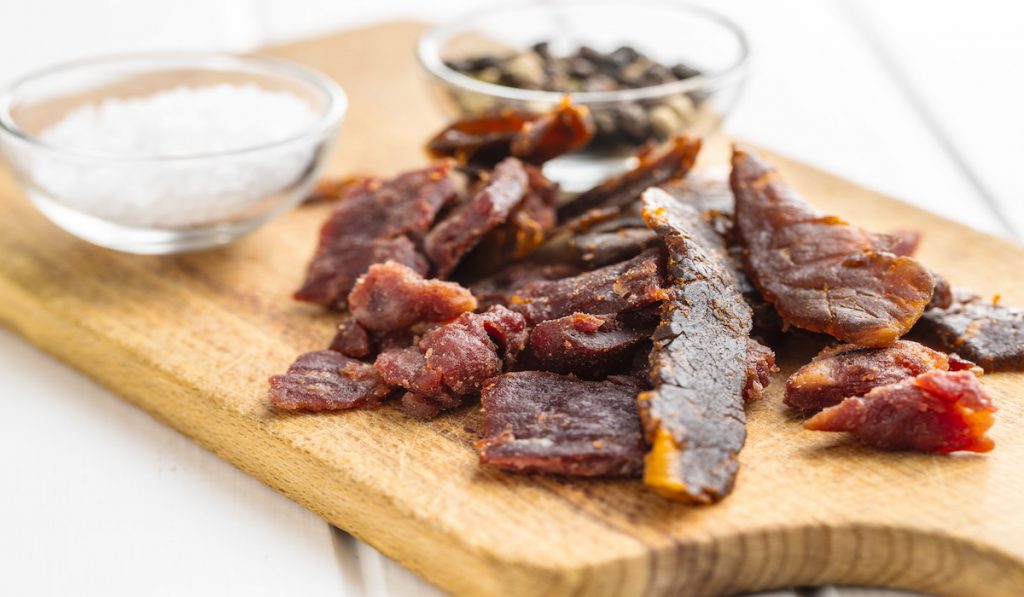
[30, 83, 321, 228]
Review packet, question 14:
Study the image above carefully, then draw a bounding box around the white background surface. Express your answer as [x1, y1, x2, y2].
[1, 1, 1022, 595]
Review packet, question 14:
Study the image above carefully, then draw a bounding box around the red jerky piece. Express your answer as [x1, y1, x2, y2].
[424, 157, 530, 277]
[510, 248, 666, 326]
[731, 145, 935, 347]
[477, 371, 645, 477]
[426, 110, 538, 166]
[785, 340, 980, 412]
[374, 306, 528, 418]
[525, 312, 654, 379]
[510, 97, 595, 164]
[915, 292, 1024, 372]
[295, 163, 456, 308]
[558, 135, 701, 219]
[805, 370, 996, 453]
[329, 316, 372, 358]
[348, 261, 478, 332]
[268, 350, 391, 411]
[400, 391, 462, 420]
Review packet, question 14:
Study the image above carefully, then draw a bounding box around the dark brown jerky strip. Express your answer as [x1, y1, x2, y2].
[295, 163, 456, 308]
[637, 188, 757, 504]
[424, 157, 530, 277]
[470, 262, 582, 310]
[914, 291, 1024, 371]
[510, 248, 667, 326]
[785, 340, 978, 412]
[348, 261, 478, 332]
[523, 312, 655, 379]
[268, 350, 392, 411]
[477, 371, 645, 477]
[731, 145, 934, 347]
[558, 135, 701, 219]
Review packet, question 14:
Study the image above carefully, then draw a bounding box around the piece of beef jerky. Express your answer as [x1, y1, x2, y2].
[470, 262, 582, 309]
[570, 227, 660, 268]
[524, 312, 654, 379]
[426, 109, 538, 166]
[348, 261, 477, 332]
[876, 229, 921, 257]
[424, 157, 530, 277]
[509, 97, 595, 164]
[329, 316, 372, 358]
[637, 188, 759, 504]
[457, 164, 559, 275]
[295, 163, 456, 308]
[914, 292, 1024, 371]
[268, 350, 392, 411]
[477, 371, 645, 477]
[785, 340, 980, 412]
[744, 338, 777, 402]
[927, 274, 954, 310]
[374, 306, 528, 418]
[399, 391, 460, 420]
[805, 370, 996, 453]
[659, 173, 735, 237]
[510, 249, 666, 325]
[731, 145, 935, 347]
[303, 175, 378, 205]
[558, 135, 702, 219]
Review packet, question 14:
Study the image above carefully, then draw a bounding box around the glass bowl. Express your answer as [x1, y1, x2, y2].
[0, 53, 346, 254]
[418, 0, 749, 190]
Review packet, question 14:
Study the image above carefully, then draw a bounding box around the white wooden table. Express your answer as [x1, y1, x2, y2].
[1, 1, 1021, 595]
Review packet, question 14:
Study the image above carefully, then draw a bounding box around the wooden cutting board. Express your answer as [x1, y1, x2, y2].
[2, 22, 1022, 597]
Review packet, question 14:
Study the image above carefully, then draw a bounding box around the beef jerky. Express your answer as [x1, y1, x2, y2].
[927, 274, 954, 310]
[424, 157, 530, 277]
[510, 249, 667, 326]
[400, 391, 461, 420]
[426, 109, 537, 166]
[659, 173, 735, 237]
[458, 164, 559, 275]
[470, 262, 582, 309]
[744, 338, 777, 401]
[805, 370, 996, 453]
[915, 292, 1024, 371]
[295, 163, 456, 308]
[374, 306, 528, 418]
[477, 371, 645, 477]
[329, 316, 372, 358]
[731, 145, 934, 347]
[509, 97, 595, 164]
[348, 261, 477, 332]
[558, 135, 702, 218]
[637, 189, 759, 504]
[524, 312, 655, 379]
[785, 340, 980, 412]
[269, 350, 392, 411]
[570, 227, 660, 268]
[303, 175, 378, 205]
[877, 229, 921, 257]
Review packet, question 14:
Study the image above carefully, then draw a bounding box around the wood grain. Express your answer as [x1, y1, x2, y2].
[1, 22, 1022, 597]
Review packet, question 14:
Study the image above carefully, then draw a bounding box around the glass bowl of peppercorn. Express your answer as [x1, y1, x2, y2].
[418, 0, 750, 190]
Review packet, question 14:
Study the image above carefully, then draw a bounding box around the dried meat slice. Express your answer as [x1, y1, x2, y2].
[348, 261, 478, 332]
[510, 97, 595, 164]
[914, 292, 1024, 371]
[329, 316, 372, 358]
[510, 249, 667, 326]
[637, 188, 757, 504]
[424, 157, 530, 277]
[744, 338, 777, 402]
[477, 371, 645, 477]
[470, 262, 582, 310]
[295, 163, 456, 308]
[731, 145, 935, 347]
[426, 109, 537, 166]
[805, 370, 996, 453]
[269, 350, 392, 411]
[785, 340, 980, 412]
[558, 136, 702, 219]
[524, 312, 655, 379]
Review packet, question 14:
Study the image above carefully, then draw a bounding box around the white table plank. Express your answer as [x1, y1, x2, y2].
[0, 329, 346, 597]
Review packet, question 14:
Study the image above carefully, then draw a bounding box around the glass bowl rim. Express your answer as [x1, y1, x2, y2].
[417, 0, 751, 105]
[0, 51, 347, 162]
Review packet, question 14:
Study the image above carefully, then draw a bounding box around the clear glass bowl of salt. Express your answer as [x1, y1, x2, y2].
[0, 53, 346, 254]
